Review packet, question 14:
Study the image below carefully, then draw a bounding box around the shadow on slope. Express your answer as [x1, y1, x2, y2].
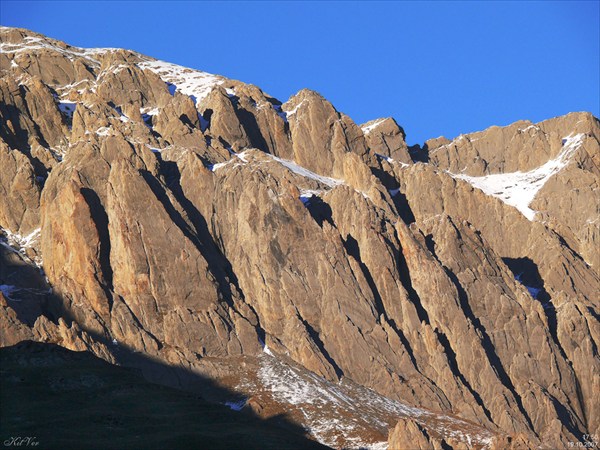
[0, 241, 48, 326]
[0, 341, 329, 450]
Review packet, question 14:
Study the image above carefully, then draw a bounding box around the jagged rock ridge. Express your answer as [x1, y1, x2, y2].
[1, 26, 598, 449]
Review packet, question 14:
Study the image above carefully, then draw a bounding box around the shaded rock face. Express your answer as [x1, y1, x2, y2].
[1, 26, 598, 449]
[0, 341, 329, 450]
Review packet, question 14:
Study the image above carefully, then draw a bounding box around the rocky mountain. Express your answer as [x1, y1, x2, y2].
[1, 26, 598, 449]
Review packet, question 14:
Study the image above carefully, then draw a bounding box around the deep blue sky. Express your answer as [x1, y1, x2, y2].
[2, 1, 598, 144]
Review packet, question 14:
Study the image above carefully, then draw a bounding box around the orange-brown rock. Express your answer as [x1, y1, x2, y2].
[361, 117, 412, 164]
[1, 26, 598, 449]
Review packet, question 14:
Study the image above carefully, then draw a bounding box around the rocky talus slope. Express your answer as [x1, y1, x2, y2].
[1, 27, 598, 449]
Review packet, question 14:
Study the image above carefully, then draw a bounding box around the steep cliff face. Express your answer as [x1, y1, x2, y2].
[1, 26, 598, 449]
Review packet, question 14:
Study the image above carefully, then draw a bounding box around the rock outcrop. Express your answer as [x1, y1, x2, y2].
[1, 26, 598, 449]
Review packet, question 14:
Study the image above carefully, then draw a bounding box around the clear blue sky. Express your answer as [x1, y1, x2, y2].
[2, 1, 598, 144]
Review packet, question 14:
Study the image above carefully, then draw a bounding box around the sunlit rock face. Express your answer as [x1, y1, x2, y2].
[1, 26, 598, 449]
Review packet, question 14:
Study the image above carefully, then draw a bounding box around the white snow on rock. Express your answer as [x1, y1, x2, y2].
[518, 124, 539, 134]
[2, 228, 41, 250]
[282, 100, 306, 119]
[299, 189, 323, 206]
[375, 153, 394, 163]
[208, 150, 377, 203]
[209, 161, 229, 172]
[209, 149, 344, 187]
[449, 133, 585, 221]
[257, 351, 493, 450]
[269, 154, 343, 188]
[95, 127, 111, 136]
[136, 59, 225, 105]
[0, 30, 115, 67]
[141, 106, 160, 116]
[361, 118, 387, 135]
[0, 227, 43, 268]
[112, 106, 129, 123]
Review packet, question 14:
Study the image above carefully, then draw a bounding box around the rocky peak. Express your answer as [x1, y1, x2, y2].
[1, 27, 598, 449]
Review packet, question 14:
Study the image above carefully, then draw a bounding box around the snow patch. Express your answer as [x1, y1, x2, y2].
[0, 227, 44, 269]
[0, 36, 109, 67]
[209, 161, 229, 172]
[236, 150, 250, 163]
[141, 106, 160, 116]
[3, 228, 41, 250]
[258, 352, 426, 448]
[283, 100, 306, 118]
[518, 125, 538, 133]
[269, 155, 343, 188]
[137, 59, 224, 105]
[95, 127, 111, 136]
[299, 189, 322, 206]
[449, 133, 585, 220]
[111, 105, 129, 123]
[368, 443, 389, 450]
[362, 118, 387, 135]
[375, 153, 394, 163]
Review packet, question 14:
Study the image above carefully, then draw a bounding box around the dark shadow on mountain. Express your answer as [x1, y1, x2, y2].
[0, 102, 35, 153]
[0, 340, 329, 450]
[423, 240, 536, 430]
[392, 234, 430, 325]
[235, 107, 270, 153]
[80, 188, 114, 305]
[391, 191, 416, 225]
[140, 168, 237, 309]
[369, 166, 398, 190]
[202, 108, 213, 132]
[342, 233, 423, 375]
[142, 161, 268, 341]
[0, 242, 49, 326]
[501, 256, 572, 365]
[342, 234, 386, 320]
[0, 103, 51, 180]
[303, 196, 335, 228]
[299, 318, 344, 380]
[502, 257, 549, 302]
[433, 329, 494, 424]
[408, 143, 429, 163]
[178, 112, 197, 129]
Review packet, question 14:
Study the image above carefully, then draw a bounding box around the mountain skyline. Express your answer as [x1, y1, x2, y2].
[1, 1, 598, 145]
